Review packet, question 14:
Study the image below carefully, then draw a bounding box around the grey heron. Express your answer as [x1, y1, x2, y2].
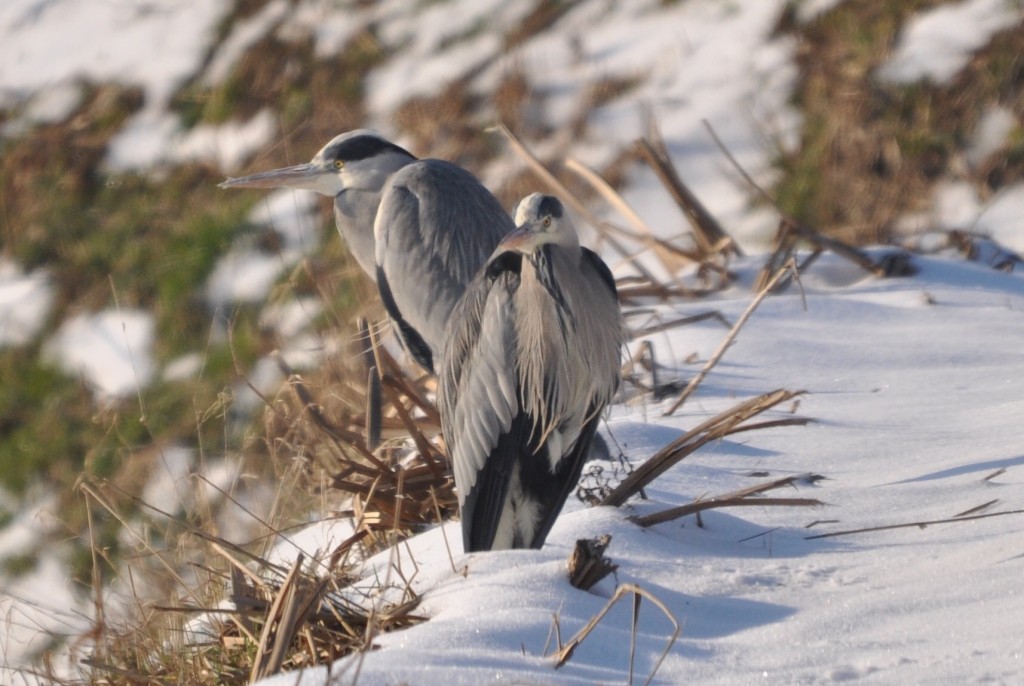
[219, 130, 514, 373]
[439, 193, 624, 552]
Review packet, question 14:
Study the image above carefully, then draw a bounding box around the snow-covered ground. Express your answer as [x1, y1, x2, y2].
[3, 0, 1024, 683]
[248, 252, 1024, 686]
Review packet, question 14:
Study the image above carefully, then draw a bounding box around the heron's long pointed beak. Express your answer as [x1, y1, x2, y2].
[497, 223, 542, 254]
[219, 162, 326, 191]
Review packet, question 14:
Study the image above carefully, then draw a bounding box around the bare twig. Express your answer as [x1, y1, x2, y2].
[628, 310, 730, 339]
[637, 497, 822, 528]
[553, 583, 680, 686]
[664, 262, 795, 415]
[635, 474, 825, 527]
[805, 509, 1024, 540]
[635, 128, 741, 258]
[601, 389, 806, 507]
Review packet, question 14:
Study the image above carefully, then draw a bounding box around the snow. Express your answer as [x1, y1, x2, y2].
[247, 188, 321, 252]
[202, 0, 292, 86]
[139, 446, 195, 520]
[496, 0, 797, 248]
[162, 351, 205, 382]
[206, 248, 290, 307]
[966, 104, 1018, 169]
[205, 188, 321, 307]
[0, 259, 54, 348]
[249, 252, 1024, 686]
[972, 183, 1024, 253]
[877, 0, 1024, 84]
[0, 495, 90, 678]
[926, 179, 1024, 254]
[0, 80, 83, 138]
[259, 296, 323, 339]
[41, 308, 155, 400]
[283, 0, 370, 58]
[170, 109, 279, 173]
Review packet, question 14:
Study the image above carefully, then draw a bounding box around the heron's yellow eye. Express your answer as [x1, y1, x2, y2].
[334, 160, 344, 170]
[542, 217, 551, 228]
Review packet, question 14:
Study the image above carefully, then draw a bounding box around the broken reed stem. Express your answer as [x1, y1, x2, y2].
[805, 508, 1024, 540]
[601, 389, 805, 507]
[637, 497, 822, 528]
[636, 474, 825, 527]
[250, 553, 305, 682]
[567, 535, 617, 591]
[664, 262, 795, 415]
[628, 310, 730, 339]
[553, 583, 679, 686]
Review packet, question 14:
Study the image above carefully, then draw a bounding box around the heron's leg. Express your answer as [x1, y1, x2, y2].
[358, 318, 383, 450]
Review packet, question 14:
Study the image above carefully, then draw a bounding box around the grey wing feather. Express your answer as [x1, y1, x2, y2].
[374, 160, 514, 365]
[582, 247, 618, 299]
[439, 265, 520, 512]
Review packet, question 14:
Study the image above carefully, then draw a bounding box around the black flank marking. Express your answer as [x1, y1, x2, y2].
[462, 410, 534, 552]
[376, 265, 434, 373]
[518, 405, 605, 549]
[324, 135, 414, 163]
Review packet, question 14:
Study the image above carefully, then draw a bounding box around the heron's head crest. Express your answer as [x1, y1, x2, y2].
[314, 130, 414, 167]
[502, 193, 578, 253]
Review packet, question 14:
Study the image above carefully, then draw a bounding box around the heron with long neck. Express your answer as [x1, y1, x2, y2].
[220, 130, 514, 374]
[439, 193, 624, 552]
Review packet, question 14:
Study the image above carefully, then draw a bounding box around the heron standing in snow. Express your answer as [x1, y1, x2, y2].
[220, 130, 514, 374]
[439, 193, 623, 552]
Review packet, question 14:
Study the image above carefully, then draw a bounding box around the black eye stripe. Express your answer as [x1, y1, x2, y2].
[323, 136, 413, 163]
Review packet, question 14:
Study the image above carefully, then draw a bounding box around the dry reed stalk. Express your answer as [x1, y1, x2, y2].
[635, 473, 826, 527]
[634, 128, 742, 259]
[954, 499, 1000, 518]
[637, 496, 822, 528]
[628, 310, 730, 339]
[552, 582, 680, 686]
[699, 119, 916, 285]
[615, 283, 704, 302]
[600, 389, 807, 507]
[805, 508, 1024, 540]
[564, 155, 702, 276]
[664, 262, 795, 415]
[251, 554, 315, 682]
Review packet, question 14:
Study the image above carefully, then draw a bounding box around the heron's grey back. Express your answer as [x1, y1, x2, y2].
[374, 159, 514, 363]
